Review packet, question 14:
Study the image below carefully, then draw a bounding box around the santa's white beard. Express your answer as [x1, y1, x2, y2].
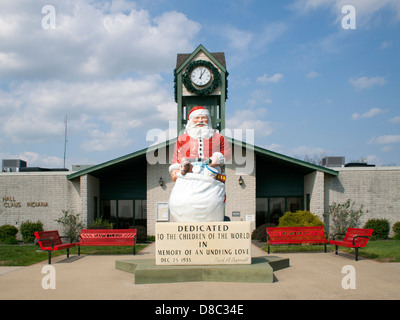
[185, 120, 214, 140]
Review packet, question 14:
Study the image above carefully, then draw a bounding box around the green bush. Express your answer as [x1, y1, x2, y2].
[363, 219, 390, 240]
[252, 223, 276, 242]
[20, 220, 43, 243]
[278, 210, 324, 227]
[56, 211, 84, 242]
[328, 199, 365, 236]
[0, 225, 18, 243]
[3, 236, 19, 245]
[88, 217, 113, 229]
[133, 225, 147, 243]
[393, 222, 400, 240]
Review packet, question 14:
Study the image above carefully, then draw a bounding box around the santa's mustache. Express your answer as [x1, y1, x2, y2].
[194, 122, 207, 127]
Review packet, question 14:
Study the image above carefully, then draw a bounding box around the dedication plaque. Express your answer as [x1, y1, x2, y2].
[156, 221, 251, 265]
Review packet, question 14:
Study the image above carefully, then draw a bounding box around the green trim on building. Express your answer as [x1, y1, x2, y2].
[67, 137, 337, 180]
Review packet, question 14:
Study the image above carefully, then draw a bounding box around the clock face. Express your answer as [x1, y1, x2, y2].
[191, 66, 211, 86]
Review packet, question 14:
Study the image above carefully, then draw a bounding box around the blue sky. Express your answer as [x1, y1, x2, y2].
[0, 0, 399, 169]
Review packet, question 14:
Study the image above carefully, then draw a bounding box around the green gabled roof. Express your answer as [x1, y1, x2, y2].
[67, 138, 177, 180]
[67, 137, 337, 180]
[176, 44, 227, 74]
[228, 138, 338, 176]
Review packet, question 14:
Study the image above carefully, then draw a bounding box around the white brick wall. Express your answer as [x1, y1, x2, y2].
[147, 161, 173, 235]
[225, 162, 256, 230]
[304, 171, 325, 220]
[2, 163, 399, 239]
[325, 167, 400, 235]
[84, 174, 100, 226]
[0, 172, 81, 238]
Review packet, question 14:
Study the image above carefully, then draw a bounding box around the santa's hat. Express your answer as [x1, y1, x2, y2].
[188, 106, 210, 120]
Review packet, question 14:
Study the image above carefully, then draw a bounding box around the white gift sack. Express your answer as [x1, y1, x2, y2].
[168, 173, 226, 222]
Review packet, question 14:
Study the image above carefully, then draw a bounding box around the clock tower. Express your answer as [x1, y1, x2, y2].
[174, 44, 228, 134]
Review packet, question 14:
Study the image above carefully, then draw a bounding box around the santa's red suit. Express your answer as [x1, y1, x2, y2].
[168, 106, 231, 222]
[169, 106, 231, 173]
[172, 132, 231, 165]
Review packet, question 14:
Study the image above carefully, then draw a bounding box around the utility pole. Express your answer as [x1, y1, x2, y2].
[63, 114, 68, 169]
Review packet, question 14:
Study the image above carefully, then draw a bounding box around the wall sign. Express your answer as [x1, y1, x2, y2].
[156, 202, 169, 222]
[2, 196, 48, 208]
[2, 196, 21, 208]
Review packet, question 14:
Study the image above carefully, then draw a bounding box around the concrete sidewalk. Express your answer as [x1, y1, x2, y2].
[0, 243, 399, 300]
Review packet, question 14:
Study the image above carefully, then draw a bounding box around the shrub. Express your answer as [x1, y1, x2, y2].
[3, 236, 19, 245]
[0, 225, 18, 243]
[328, 199, 365, 236]
[252, 223, 276, 242]
[393, 222, 400, 240]
[278, 210, 324, 227]
[133, 225, 147, 243]
[20, 220, 43, 243]
[88, 217, 113, 229]
[56, 211, 84, 242]
[364, 219, 390, 240]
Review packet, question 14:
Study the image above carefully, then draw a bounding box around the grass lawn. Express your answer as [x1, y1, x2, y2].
[0, 243, 149, 266]
[262, 240, 400, 262]
[1, 240, 398, 266]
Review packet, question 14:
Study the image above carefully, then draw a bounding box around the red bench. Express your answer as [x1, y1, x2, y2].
[329, 228, 373, 261]
[77, 229, 137, 256]
[266, 226, 328, 254]
[34, 230, 76, 264]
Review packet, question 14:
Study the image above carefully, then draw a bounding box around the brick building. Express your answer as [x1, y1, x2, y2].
[1, 45, 399, 237]
[1, 142, 399, 238]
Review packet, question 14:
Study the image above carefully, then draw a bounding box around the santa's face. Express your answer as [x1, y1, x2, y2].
[186, 115, 214, 140]
[192, 115, 208, 127]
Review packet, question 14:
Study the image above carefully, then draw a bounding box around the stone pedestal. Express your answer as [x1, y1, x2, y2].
[115, 221, 290, 284]
[156, 221, 251, 265]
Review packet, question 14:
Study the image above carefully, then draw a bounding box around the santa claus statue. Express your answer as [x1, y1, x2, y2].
[168, 106, 231, 222]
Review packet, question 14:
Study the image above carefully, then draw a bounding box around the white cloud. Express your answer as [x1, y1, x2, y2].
[0, 150, 64, 168]
[226, 108, 275, 139]
[368, 135, 400, 145]
[222, 27, 253, 52]
[388, 116, 400, 124]
[290, 145, 328, 160]
[351, 108, 386, 120]
[290, 0, 400, 24]
[306, 71, 319, 79]
[380, 41, 393, 49]
[222, 22, 287, 64]
[0, 76, 175, 150]
[265, 143, 284, 153]
[257, 73, 284, 84]
[246, 90, 273, 107]
[348, 76, 386, 90]
[0, 0, 200, 80]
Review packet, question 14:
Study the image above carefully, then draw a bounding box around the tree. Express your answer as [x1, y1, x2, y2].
[55, 211, 83, 242]
[328, 199, 366, 236]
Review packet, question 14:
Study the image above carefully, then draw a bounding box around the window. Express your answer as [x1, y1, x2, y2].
[269, 198, 285, 226]
[256, 198, 268, 226]
[135, 200, 147, 227]
[256, 196, 303, 227]
[100, 199, 147, 229]
[118, 200, 134, 229]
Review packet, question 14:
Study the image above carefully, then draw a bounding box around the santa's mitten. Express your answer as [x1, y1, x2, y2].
[180, 160, 192, 175]
[210, 152, 225, 166]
